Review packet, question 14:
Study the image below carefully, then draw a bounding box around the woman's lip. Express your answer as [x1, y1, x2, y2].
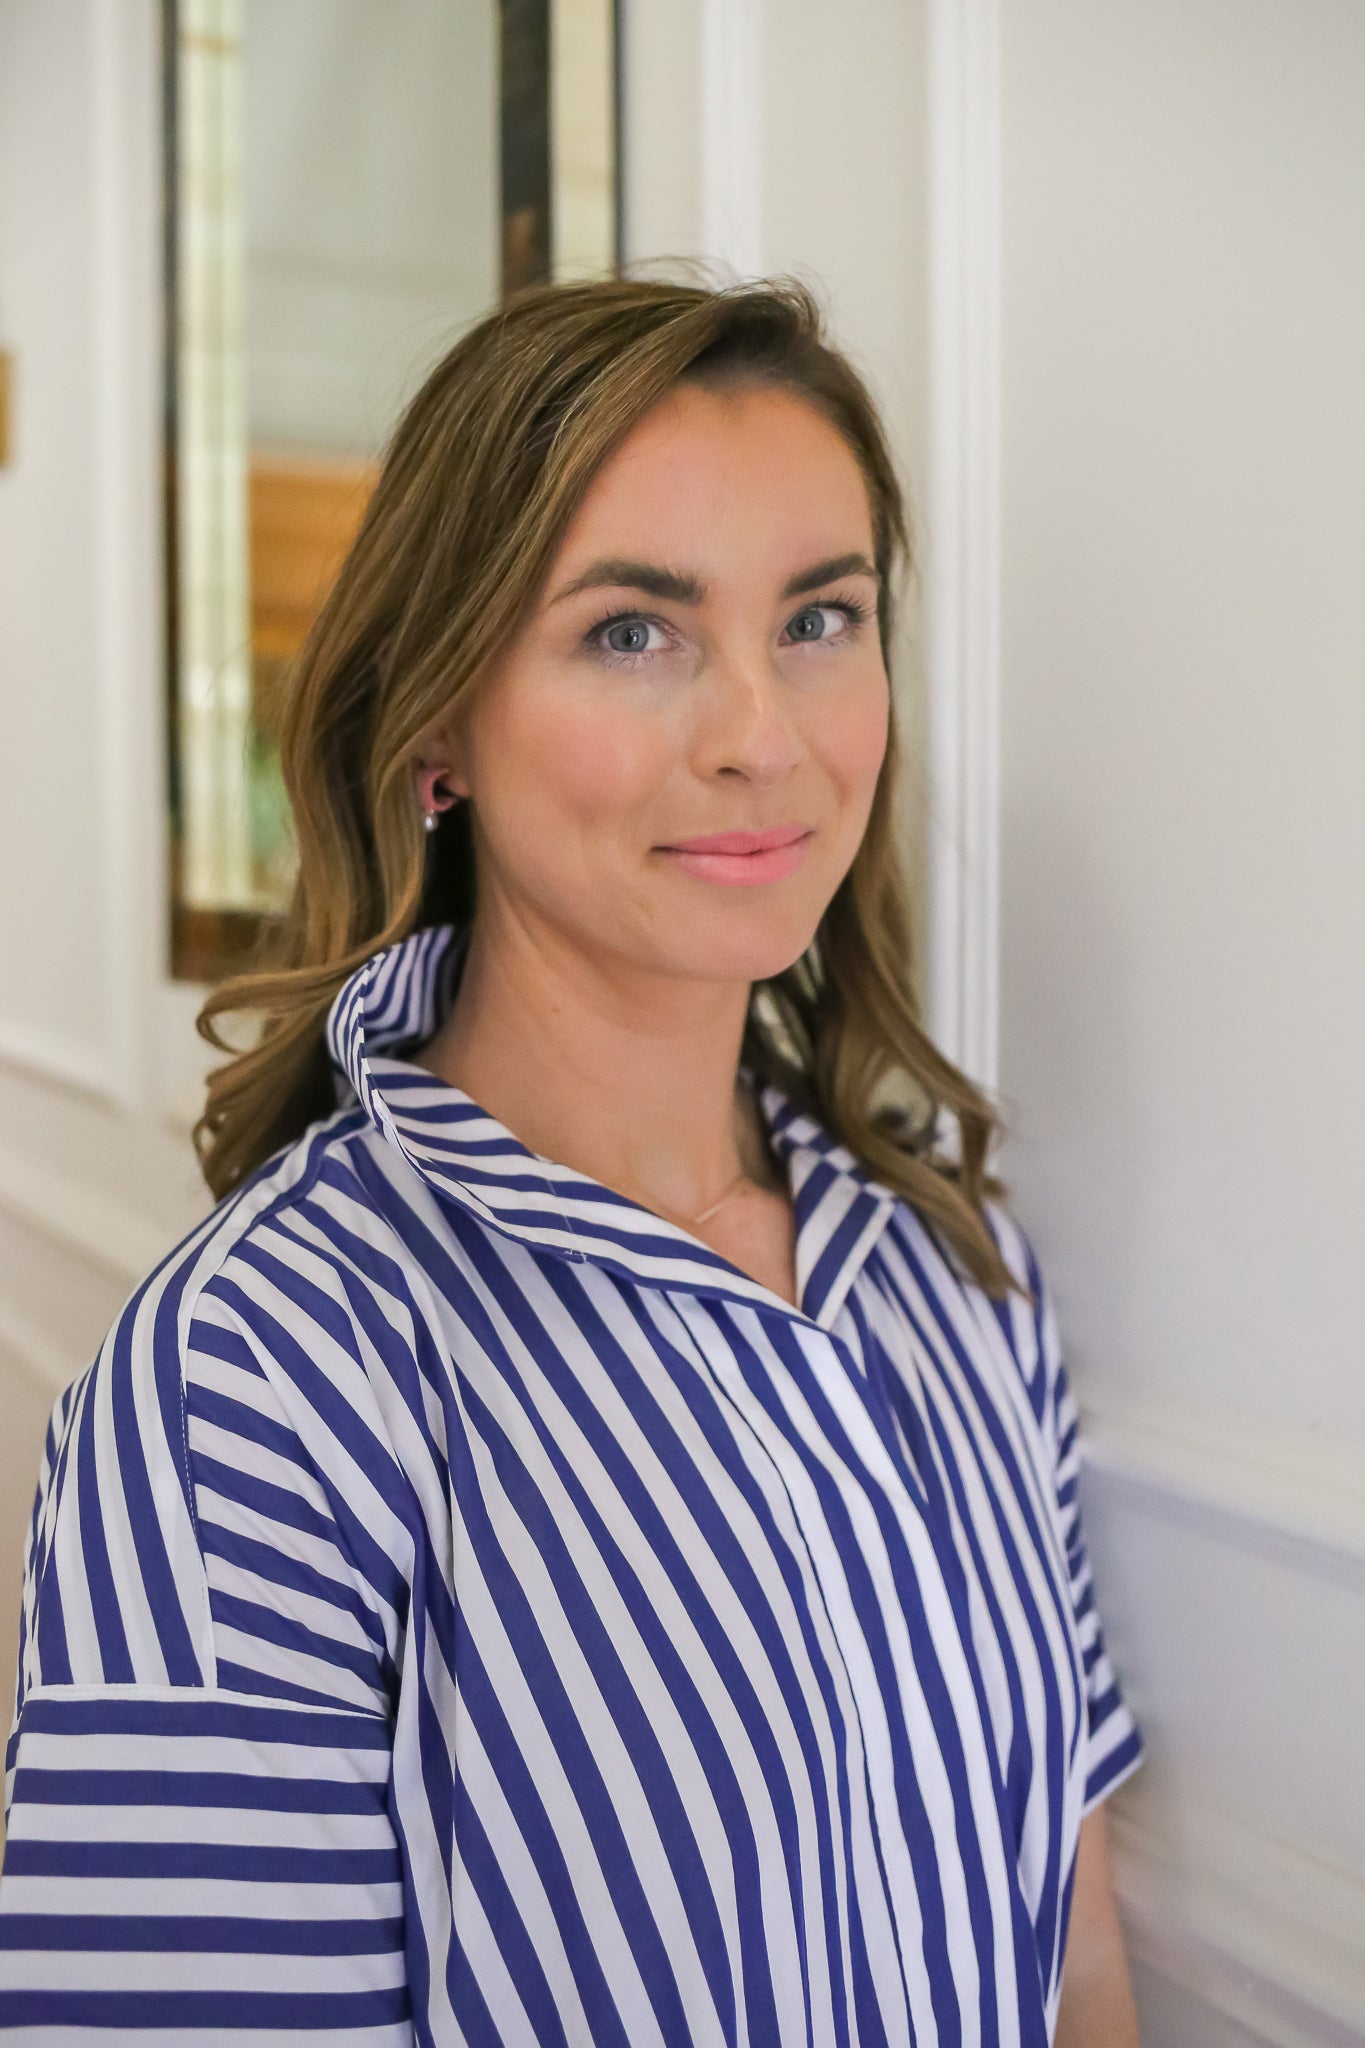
[659, 825, 811, 855]
[656, 831, 813, 887]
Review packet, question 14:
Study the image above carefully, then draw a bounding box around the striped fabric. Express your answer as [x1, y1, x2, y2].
[0, 922, 1141, 2044]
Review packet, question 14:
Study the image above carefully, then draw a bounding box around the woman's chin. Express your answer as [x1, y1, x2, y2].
[645, 917, 822, 988]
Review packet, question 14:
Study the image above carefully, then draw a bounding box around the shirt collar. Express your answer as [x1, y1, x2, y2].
[325, 923, 897, 1330]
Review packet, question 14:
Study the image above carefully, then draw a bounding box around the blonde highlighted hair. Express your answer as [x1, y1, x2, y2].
[194, 275, 1018, 1297]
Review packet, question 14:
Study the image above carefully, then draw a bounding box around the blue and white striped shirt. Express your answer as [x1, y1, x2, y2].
[0, 921, 1141, 2044]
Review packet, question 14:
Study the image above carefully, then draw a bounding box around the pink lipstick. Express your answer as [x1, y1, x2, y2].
[656, 823, 813, 886]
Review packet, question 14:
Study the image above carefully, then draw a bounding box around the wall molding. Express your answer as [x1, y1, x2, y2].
[0, 1139, 173, 1302]
[0, 1023, 121, 1105]
[923, 0, 1002, 1090]
[1113, 1799, 1365, 2048]
[0, 2, 166, 1115]
[1080, 1404, 1365, 1593]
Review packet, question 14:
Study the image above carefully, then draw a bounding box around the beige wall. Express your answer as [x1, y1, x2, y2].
[995, 0, 1365, 2036]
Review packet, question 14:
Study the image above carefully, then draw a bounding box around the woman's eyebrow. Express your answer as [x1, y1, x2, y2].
[780, 552, 878, 598]
[549, 559, 705, 605]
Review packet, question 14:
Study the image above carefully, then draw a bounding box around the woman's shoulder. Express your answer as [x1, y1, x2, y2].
[86, 1099, 411, 1387]
[880, 1186, 1064, 1420]
[18, 1103, 423, 1700]
[41, 1097, 423, 1508]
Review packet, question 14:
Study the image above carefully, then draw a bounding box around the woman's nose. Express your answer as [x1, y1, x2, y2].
[697, 645, 805, 782]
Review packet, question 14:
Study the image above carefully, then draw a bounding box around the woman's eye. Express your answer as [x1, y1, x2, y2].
[595, 616, 666, 658]
[786, 603, 852, 643]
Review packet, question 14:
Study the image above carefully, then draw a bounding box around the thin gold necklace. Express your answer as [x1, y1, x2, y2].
[687, 1168, 750, 1227]
[617, 1162, 751, 1231]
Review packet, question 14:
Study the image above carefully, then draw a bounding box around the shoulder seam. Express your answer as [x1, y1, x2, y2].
[175, 1106, 370, 1314]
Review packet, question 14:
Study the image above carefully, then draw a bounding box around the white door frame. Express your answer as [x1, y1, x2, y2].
[923, 0, 1002, 1092]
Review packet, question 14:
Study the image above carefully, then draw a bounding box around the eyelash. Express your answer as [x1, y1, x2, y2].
[582, 595, 874, 665]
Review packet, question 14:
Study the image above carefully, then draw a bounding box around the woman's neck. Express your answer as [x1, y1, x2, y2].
[410, 913, 783, 1220]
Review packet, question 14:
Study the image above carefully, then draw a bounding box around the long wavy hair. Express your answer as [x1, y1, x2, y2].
[194, 275, 1019, 1297]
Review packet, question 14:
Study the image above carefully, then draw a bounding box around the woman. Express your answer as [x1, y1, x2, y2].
[0, 279, 1142, 2044]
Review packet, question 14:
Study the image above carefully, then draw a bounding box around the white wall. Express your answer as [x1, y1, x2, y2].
[989, 0, 1365, 2037]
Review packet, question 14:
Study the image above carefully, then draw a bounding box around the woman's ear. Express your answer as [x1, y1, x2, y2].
[414, 761, 462, 815]
[414, 720, 471, 810]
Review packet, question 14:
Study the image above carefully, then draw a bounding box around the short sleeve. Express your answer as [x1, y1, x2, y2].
[0, 1239, 415, 2041]
[1030, 1250, 1145, 1811]
[0, 1691, 410, 2039]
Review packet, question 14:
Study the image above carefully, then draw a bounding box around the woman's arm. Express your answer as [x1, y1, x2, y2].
[0, 1275, 413, 2039]
[1055, 1805, 1142, 2046]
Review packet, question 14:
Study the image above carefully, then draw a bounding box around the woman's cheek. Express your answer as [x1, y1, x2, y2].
[817, 671, 890, 806]
[521, 691, 676, 822]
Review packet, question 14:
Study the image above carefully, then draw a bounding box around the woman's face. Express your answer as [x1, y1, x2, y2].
[438, 381, 891, 987]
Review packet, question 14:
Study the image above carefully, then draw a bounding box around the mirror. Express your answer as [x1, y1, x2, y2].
[164, 0, 619, 982]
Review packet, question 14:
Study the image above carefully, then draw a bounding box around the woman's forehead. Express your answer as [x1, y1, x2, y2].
[551, 382, 876, 581]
